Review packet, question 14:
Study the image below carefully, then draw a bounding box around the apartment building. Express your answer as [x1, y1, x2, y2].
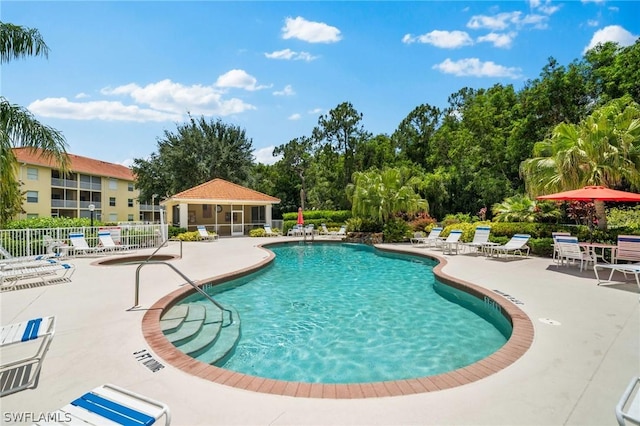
[12, 148, 156, 223]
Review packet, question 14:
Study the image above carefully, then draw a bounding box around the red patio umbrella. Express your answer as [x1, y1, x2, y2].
[536, 185, 640, 202]
[297, 207, 304, 226]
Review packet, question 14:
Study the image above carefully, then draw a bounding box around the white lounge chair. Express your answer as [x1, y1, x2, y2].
[98, 231, 137, 252]
[594, 262, 640, 289]
[461, 226, 496, 255]
[438, 230, 463, 255]
[287, 225, 303, 236]
[331, 225, 347, 238]
[196, 225, 218, 241]
[36, 383, 171, 425]
[615, 376, 640, 425]
[488, 234, 531, 259]
[263, 225, 281, 237]
[555, 236, 596, 272]
[319, 224, 330, 236]
[1, 261, 76, 290]
[613, 235, 640, 264]
[0, 316, 55, 396]
[69, 232, 105, 256]
[551, 232, 572, 263]
[413, 227, 443, 247]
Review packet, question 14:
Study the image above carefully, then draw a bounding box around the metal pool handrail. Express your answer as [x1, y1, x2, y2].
[133, 261, 233, 327]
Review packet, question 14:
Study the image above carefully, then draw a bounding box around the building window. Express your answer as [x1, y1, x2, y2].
[128, 183, 134, 192]
[26, 213, 39, 219]
[203, 204, 212, 219]
[27, 168, 38, 180]
[128, 199, 134, 208]
[109, 179, 117, 190]
[109, 197, 116, 207]
[109, 213, 118, 222]
[251, 206, 265, 222]
[128, 214, 134, 221]
[26, 191, 38, 203]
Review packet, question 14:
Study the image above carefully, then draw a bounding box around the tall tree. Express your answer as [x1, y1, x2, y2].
[0, 22, 68, 226]
[584, 40, 640, 106]
[520, 96, 640, 228]
[273, 137, 313, 210]
[312, 102, 370, 204]
[392, 104, 441, 168]
[133, 115, 254, 199]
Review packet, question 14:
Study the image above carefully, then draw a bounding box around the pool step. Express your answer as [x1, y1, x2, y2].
[160, 305, 189, 333]
[197, 306, 241, 365]
[160, 302, 241, 365]
[165, 304, 206, 346]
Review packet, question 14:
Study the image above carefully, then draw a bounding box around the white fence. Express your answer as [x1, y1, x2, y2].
[0, 224, 168, 258]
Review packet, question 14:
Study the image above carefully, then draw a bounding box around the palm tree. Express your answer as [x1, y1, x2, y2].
[0, 22, 68, 226]
[346, 167, 428, 223]
[520, 96, 640, 228]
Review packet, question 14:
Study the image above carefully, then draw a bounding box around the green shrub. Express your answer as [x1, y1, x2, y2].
[6, 216, 99, 229]
[174, 231, 217, 241]
[383, 218, 411, 242]
[441, 213, 474, 227]
[608, 206, 640, 231]
[408, 213, 437, 232]
[249, 228, 266, 237]
[168, 226, 186, 239]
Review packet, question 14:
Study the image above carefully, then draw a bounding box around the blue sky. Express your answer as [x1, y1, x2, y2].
[3, 1, 639, 167]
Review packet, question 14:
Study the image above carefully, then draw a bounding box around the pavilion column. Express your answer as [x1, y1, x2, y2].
[179, 203, 189, 229]
[265, 204, 273, 226]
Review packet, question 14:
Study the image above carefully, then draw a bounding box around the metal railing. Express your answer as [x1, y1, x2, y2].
[133, 258, 233, 327]
[0, 224, 166, 258]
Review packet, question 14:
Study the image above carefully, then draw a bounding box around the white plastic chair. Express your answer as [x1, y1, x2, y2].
[616, 376, 640, 425]
[488, 234, 531, 259]
[196, 225, 218, 241]
[36, 383, 171, 425]
[0, 316, 56, 396]
[556, 236, 595, 272]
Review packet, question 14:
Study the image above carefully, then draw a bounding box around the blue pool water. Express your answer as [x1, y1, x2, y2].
[191, 243, 510, 384]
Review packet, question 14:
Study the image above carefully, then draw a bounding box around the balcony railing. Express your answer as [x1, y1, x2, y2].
[51, 178, 78, 188]
[50, 200, 78, 208]
[139, 204, 161, 212]
[79, 182, 102, 190]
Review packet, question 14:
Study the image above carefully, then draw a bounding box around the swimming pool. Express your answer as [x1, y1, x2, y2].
[172, 243, 511, 384]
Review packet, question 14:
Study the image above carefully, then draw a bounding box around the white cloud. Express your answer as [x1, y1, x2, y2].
[101, 79, 256, 116]
[402, 30, 473, 48]
[308, 108, 323, 114]
[215, 69, 270, 91]
[273, 85, 295, 96]
[533, 0, 560, 15]
[28, 97, 182, 122]
[120, 158, 134, 168]
[265, 48, 318, 61]
[282, 16, 342, 43]
[253, 146, 282, 165]
[467, 11, 549, 30]
[433, 58, 522, 79]
[476, 32, 516, 48]
[583, 25, 638, 53]
[587, 19, 599, 27]
[75, 92, 89, 99]
[288, 113, 301, 120]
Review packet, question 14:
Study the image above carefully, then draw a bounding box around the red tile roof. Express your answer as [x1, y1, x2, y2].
[170, 178, 280, 203]
[12, 148, 135, 181]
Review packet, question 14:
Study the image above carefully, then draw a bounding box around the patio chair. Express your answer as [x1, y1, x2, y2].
[0, 316, 55, 396]
[615, 376, 640, 425]
[594, 262, 640, 289]
[439, 230, 463, 255]
[287, 224, 303, 236]
[263, 224, 281, 237]
[42, 235, 71, 258]
[410, 231, 426, 246]
[69, 232, 105, 256]
[415, 227, 443, 248]
[555, 236, 596, 272]
[487, 234, 531, 259]
[196, 225, 219, 242]
[461, 226, 495, 255]
[331, 225, 347, 238]
[98, 231, 137, 252]
[613, 235, 640, 264]
[1, 261, 76, 290]
[36, 383, 171, 425]
[319, 224, 330, 236]
[551, 232, 571, 263]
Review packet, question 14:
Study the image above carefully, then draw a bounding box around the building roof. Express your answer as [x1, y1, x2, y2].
[167, 178, 280, 204]
[12, 148, 135, 181]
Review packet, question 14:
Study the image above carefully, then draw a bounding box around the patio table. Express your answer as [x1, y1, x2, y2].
[579, 242, 617, 264]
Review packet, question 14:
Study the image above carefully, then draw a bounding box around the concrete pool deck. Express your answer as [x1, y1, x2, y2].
[1, 237, 638, 425]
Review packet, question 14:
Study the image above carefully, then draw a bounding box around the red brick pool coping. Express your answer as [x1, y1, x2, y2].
[142, 243, 534, 399]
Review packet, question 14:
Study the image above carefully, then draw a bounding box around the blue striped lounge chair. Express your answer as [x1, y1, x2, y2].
[613, 235, 640, 264]
[196, 225, 218, 241]
[461, 226, 495, 255]
[0, 316, 56, 396]
[35, 383, 171, 425]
